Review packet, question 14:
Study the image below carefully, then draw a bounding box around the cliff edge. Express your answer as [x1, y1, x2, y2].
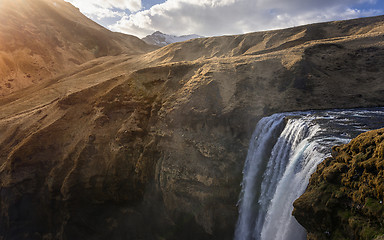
[293, 128, 384, 240]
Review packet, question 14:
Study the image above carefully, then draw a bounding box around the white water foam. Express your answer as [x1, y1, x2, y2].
[234, 109, 384, 240]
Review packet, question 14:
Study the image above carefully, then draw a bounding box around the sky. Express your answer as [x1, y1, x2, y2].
[64, 0, 384, 38]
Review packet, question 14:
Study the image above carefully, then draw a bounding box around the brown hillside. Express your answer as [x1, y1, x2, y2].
[0, 0, 156, 96]
[145, 15, 384, 64]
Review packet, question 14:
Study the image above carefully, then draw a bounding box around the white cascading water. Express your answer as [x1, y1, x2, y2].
[234, 108, 384, 240]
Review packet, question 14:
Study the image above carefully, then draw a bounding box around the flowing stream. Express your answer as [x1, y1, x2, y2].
[234, 108, 384, 240]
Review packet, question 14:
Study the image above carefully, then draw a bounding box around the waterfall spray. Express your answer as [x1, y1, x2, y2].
[234, 109, 384, 240]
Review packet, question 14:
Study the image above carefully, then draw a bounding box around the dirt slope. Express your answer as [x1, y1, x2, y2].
[0, 0, 156, 96]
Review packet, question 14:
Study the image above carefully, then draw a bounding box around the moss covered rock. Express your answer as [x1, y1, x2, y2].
[293, 128, 384, 240]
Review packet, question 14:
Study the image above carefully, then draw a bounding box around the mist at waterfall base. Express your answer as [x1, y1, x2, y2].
[234, 108, 384, 240]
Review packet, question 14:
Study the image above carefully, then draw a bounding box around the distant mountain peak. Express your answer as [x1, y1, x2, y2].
[142, 31, 204, 47]
[153, 31, 163, 35]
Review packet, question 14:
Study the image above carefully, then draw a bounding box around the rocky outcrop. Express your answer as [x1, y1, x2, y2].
[2, 5, 384, 240]
[293, 128, 384, 240]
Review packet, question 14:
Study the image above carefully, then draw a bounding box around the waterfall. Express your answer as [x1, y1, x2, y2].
[234, 108, 384, 240]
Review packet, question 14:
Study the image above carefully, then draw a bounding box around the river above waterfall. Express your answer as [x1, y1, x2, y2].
[234, 108, 384, 240]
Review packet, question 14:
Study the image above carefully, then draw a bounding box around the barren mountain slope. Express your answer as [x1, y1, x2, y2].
[144, 15, 384, 63]
[1, 12, 384, 240]
[0, 0, 156, 96]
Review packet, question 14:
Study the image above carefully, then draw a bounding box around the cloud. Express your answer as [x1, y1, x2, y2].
[109, 0, 383, 38]
[65, 0, 142, 19]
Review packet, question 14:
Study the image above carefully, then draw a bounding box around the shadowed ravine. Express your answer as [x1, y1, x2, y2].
[235, 108, 384, 240]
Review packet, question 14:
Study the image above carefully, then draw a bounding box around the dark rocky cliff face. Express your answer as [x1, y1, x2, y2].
[2, 9, 384, 240]
[293, 128, 384, 240]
